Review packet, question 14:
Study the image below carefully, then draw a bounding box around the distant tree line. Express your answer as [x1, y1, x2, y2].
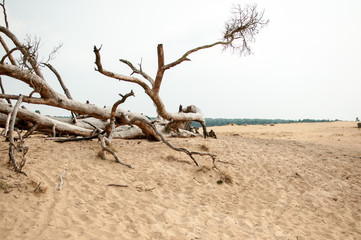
[192, 118, 337, 127]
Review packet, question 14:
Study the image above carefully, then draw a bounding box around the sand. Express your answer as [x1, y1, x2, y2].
[0, 121, 360, 239]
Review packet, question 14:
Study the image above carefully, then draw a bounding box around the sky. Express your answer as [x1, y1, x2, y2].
[1, 0, 361, 121]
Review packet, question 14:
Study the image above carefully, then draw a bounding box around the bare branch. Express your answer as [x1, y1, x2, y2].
[151, 122, 216, 166]
[42, 43, 63, 65]
[43, 63, 77, 122]
[153, 41, 228, 94]
[109, 90, 135, 126]
[93, 46, 151, 91]
[153, 44, 165, 94]
[223, 4, 269, 56]
[0, 76, 11, 105]
[0, 46, 20, 64]
[119, 58, 154, 86]
[8, 94, 27, 174]
[23, 122, 39, 138]
[0, 0, 9, 28]
[0, 93, 55, 105]
[43, 63, 73, 99]
[122, 115, 216, 166]
[163, 41, 222, 71]
[0, 36, 17, 65]
[0, 26, 44, 78]
[99, 134, 132, 168]
[105, 90, 135, 139]
[1, 112, 11, 136]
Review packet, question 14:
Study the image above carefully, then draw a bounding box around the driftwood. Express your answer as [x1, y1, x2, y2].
[52, 135, 99, 143]
[124, 115, 218, 167]
[57, 170, 66, 191]
[8, 95, 28, 174]
[0, 3, 268, 172]
[43, 63, 77, 123]
[98, 134, 132, 168]
[107, 184, 128, 188]
[0, 3, 268, 141]
[0, 103, 95, 137]
[96, 91, 136, 168]
[94, 45, 209, 138]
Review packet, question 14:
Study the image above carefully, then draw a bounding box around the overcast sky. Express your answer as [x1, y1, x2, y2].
[2, 0, 361, 120]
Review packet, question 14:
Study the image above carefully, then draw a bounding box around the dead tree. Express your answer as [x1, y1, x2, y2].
[93, 4, 268, 138]
[0, 3, 268, 170]
[0, 21, 159, 139]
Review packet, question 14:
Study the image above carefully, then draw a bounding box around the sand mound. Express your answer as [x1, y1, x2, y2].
[1, 121, 360, 239]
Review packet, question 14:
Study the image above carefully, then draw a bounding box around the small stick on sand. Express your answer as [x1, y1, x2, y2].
[107, 184, 128, 187]
[57, 170, 66, 191]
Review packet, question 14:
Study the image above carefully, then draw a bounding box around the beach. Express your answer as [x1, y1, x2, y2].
[1, 121, 360, 239]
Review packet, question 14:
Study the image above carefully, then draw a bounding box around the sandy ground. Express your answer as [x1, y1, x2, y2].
[0, 121, 360, 239]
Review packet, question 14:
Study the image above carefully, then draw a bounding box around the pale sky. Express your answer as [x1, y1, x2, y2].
[2, 0, 361, 121]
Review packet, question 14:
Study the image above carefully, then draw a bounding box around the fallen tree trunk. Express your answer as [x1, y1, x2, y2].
[0, 102, 94, 137]
[0, 93, 159, 140]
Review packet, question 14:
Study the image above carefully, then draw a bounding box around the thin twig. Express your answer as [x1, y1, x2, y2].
[43, 63, 77, 123]
[123, 116, 218, 167]
[23, 123, 39, 138]
[107, 184, 128, 187]
[2, 112, 11, 136]
[0, 77, 12, 105]
[53, 135, 99, 143]
[99, 134, 132, 168]
[0, 0, 9, 29]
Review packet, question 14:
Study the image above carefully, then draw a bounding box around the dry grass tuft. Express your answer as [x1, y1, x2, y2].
[0, 179, 9, 193]
[30, 180, 47, 195]
[219, 171, 233, 184]
[165, 155, 178, 161]
[196, 165, 211, 173]
[165, 155, 192, 165]
[199, 144, 210, 152]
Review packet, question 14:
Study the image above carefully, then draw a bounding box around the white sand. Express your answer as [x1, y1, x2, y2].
[1, 121, 360, 239]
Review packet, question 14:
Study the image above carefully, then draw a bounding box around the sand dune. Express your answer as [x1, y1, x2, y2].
[1, 121, 360, 239]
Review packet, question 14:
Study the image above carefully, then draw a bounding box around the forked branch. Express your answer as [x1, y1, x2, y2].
[93, 46, 151, 91]
[99, 90, 136, 168]
[119, 58, 154, 86]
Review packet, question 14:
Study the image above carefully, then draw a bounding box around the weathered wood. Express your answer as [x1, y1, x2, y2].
[8, 95, 27, 174]
[43, 63, 78, 123]
[0, 102, 94, 136]
[107, 184, 128, 187]
[99, 134, 132, 168]
[0, 77, 11, 105]
[94, 46, 208, 137]
[57, 170, 66, 191]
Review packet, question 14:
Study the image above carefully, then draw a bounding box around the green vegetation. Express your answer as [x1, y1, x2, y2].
[51, 115, 337, 127]
[192, 118, 336, 127]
